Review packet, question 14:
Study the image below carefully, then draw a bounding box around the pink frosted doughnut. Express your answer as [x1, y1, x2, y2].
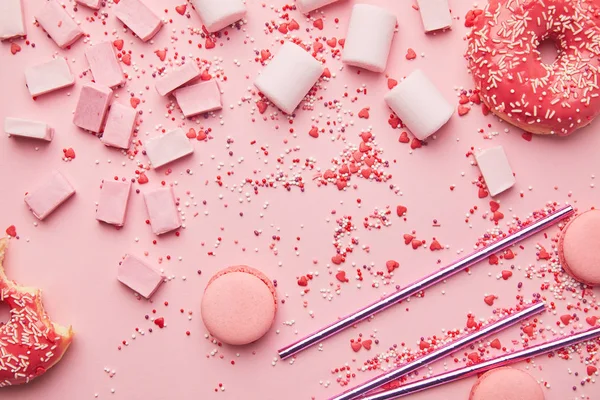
[558, 209, 600, 286]
[469, 367, 544, 400]
[201, 266, 277, 345]
[466, 0, 600, 136]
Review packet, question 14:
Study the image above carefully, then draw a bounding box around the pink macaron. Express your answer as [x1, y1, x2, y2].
[469, 367, 544, 400]
[201, 265, 277, 345]
[558, 209, 600, 286]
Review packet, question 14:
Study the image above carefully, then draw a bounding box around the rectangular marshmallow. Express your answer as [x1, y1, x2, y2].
[342, 4, 397, 73]
[384, 69, 453, 140]
[0, 0, 26, 40]
[35, 0, 84, 48]
[24, 57, 75, 97]
[143, 187, 181, 235]
[296, 0, 342, 13]
[117, 254, 164, 298]
[96, 180, 131, 226]
[475, 146, 516, 197]
[24, 171, 75, 220]
[4, 118, 54, 141]
[73, 83, 113, 133]
[416, 0, 452, 32]
[144, 128, 194, 168]
[174, 80, 222, 117]
[85, 41, 125, 88]
[101, 102, 137, 149]
[254, 42, 323, 114]
[114, 0, 162, 42]
[191, 0, 246, 32]
[75, 0, 101, 10]
[155, 62, 201, 96]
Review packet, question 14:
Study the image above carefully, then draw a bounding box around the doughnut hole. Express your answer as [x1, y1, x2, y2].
[538, 38, 560, 65]
[0, 302, 9, 326]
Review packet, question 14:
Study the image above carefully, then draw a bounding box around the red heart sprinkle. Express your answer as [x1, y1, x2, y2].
[257, 100, 268, 114]
[308, 127, 319, 138]
[197, 130, 207, 141]
[490, 338, 501, 349]
[359, 142, 371, 152]
[313, 41, 323, 52]
[288, 19, 299, 30]
[175, 4, 186, 14]
[538, 247, 550, 260]
[297, 276, 308, 286]
[523, 325, 534, 337]
[492, 211, 504, 222]
[360, 132, 372, 142]
[5, 225, 17, 237]
[468, 352, 480, 363]
[503, 249, 514, 259]
[387, 79, 398, 89]
[277, 23, 288, 34]
[138, 173, 149, 184]
[501, 270, 512, 280]
[155, 49, 167, 61]
[10, 43, 21, 55]
[411, 239, 422, 249]
[361, 168, 372, 178]
[522, 132, 533, 141]
[130, 97, 140, 108]
[113, 39, 124, 50]
[489, 200, 500, 212]
[405, 48, 417, 60]
[458, 105, 471, 116]
[336, 270, 349, 283]
[201, 71, 212, 80]
[586, 316, 598, 326]
[322, 68, 331, 78]
[410, 138, 422, 149]
[403, 234, 414, 245]
[459, 94, 469, 104]
[419, 340, 430, 350]
[429, 240, 442, 251]
[396, 205, 407, 217]
[326, 37, 337, 48]
[331, 254, 344, 264]
[362, 340, 372, 350]
[205, 38, 215, 49]
[386, 260, 399, 273]
[469, 93, 481, 104]
[63, 148, 76, 159]
[260, 49, 271, 62]
[323, 170, 335, 180]
[186, 128, 197, 139]
[478, 187, 489, 198]
[351, 341, 361, 352]
[560, 315, 572, 325]
[358, 108, 369, 119]
[154, 317, 165, 328]
[588, 366, 598, 376]
[466, 315, 477, 329]
[484, 295, 496, 306]
[399, 131, 410, 143]
[121, 53, 131, 65]
[488, 255, 499, 265]
[313, 19, 323, 30]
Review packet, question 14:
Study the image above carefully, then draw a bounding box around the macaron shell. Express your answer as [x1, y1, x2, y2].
[469, 367, 544, 400]
[558, 210, 600, 286]
[201, 266, 277, 345]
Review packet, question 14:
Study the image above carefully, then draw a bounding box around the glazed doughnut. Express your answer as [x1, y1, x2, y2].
[0, 238, 73, 386]
[466, 0, 600, 136]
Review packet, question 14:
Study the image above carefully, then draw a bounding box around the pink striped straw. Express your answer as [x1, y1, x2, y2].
[278, 205, 573, 360]
[364, 326, 600, 400]
[328, 302, 546, 400]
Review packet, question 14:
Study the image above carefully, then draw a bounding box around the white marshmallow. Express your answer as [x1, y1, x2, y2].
[416, 0, 452, 32]
[191, 0, 246, 32]
[0, 0, 25, 40]
[342, 4, 397, 73]
[384, 69, 453, 140]
[475, 146, 516, 197]
[24, 58, 75, 97]
[145, 129, 194, 168]
[296, 0, 342, 13]
[4, 118, 53, 141]
[254, 42, 323, 114]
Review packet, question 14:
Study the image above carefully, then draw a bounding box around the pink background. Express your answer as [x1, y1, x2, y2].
[0, 0, 598, 399]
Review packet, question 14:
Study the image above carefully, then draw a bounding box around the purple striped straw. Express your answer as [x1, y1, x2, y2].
[278, 205, 573, 360]
[364, 326, 600, 400]
[329, 302, 546, 400]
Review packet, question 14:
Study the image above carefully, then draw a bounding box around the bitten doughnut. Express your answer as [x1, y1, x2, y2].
[466, 0, 600, 136]
[0, 238, 73, 386]
[469, 367, 545, 400]
[201, 266, 277, 345]
[558, 209, 600, 286]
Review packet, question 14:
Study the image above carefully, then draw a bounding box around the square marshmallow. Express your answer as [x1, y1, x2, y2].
[155, 62, 201, 96]
[73, 83, 113, 133]
[342, 4, 397, 73]
[114, 0, 162, 42]
[296, 0, 341, 13]
[384, 69, 454, 140]
[0, 0, 26, 40]
[35, 0, 84, 48]
[254, 42, 323, 114]
[24, 57, 75, 97]
[191, 0, 246, 32]
[24, 171, 75, 220]
[416, 0, 452, 32]
[101, 102, 137, 149]
[117, 254, 164, 298]
[4, 118, 54, 141]
[143, 187, 181, 235]
[75, 0, 101, 10]
[475, 146, 516, 197]
[96, 180, 131, 226]
[144, 129, 194, 168]
[174, 80, 222, 117]
[85, 41, 125, 88]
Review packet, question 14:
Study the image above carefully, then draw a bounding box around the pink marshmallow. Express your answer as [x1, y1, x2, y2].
[4, 118, 54, 141]
[191, 0, 246, 32]
[101, 102, 137, 149]
[296, 0, 342, 13]
[73, 83, 113, 133]
[24, 171, 75, 220]
[85, 41, 125, 88]
[143, 187, 181, 235]
[96, 180, 131, 226]
[35, 0, 84, 48]
[155, 62, 201, 96]
[416, 0, 452, 32]
[174, 80, 222, 117]
[75, 0, 101, 10]
[117, 254, 164, 298]
[0, 0, 26, 40]
[144, 128, 194, 168]
[475, 146, 516, 197]
[24, 57, 75, 97]
[114, 0, 162, 42]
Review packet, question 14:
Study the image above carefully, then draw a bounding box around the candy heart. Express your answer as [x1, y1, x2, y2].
[360, 131, 372, 142]
[353, 151, 363, 162]
[297, 276, 308, 286]
[361, 169, 371, 178]
[154, 317, 165, 328]
[322, 68, 331, 78]
[469, 93, 481, 104]
[326, 37, 337, 47]
[260, 49, 271, 62]
[399, 131, 410, 143]
[501, 270, 512, 280]
[405, 48, 416, 60]
[538, 247, 551, 260]
[458, 105, 471, 116]
[278, 23, 288, 34]
[586, 316, 598, 326]
[493, 211, 504, 221]
[197, 130, 207, 141]
[257, 100, 268, 114]
[130, 97, 140, 108]
[522, 132, 533, 141]
[560, 315, 572, 325]
[523, 325, 534, 337]
[288, 19, 300, 30]
[336, 270, 349, 283]
[5, 225, 16, 237]
[411, 239, 422, 249]
[308, 127, 319, 138]
[205, 38, 215, 49]
[175, 4, 186, 14]
[63, 148, 76, 159]
[121, 53, 131, 65]
[358, 108, 369, 119]
[186, 128, 197, 139]
[396, 205, 407, 217]
[138, 173, 149, 184]
[588, 366, 598, 376]
[490, 338, 501, 349]
[201, 71, 212, 80]
[489, 201, 500, 212]
[10, 43, 21, 55]
[484, 295, 496, 306]
[349, 163, 359, 174]
[364, 157, 375, 167]
[410, 138, 422, 149]
[362, 340, 372, 350]
[313, 19, 323, 30]
[419, 340, 430, 350]
[503, 249, 514, 259]
[403, 234, 414, 245]
[313, 41, 323, 52]
[468, 352, 481, 363]
[386, 260, 399, 273]
[488, 254, 499, 265]
[339, 165, 349, 175]
[429, 240, 442, 251]
[323, 170, 335, 179]
[478, 187, 489, 198]
[113, 39, 124, 50]
[351, 341, 361, 352]
[387, 78, 398, 89]
[331, 254, 344, 264]
[359, 142, 371, 153]
[459, 94, 470, 104]
[466, 315, 477, 329]
[155, 49, 167, 61]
